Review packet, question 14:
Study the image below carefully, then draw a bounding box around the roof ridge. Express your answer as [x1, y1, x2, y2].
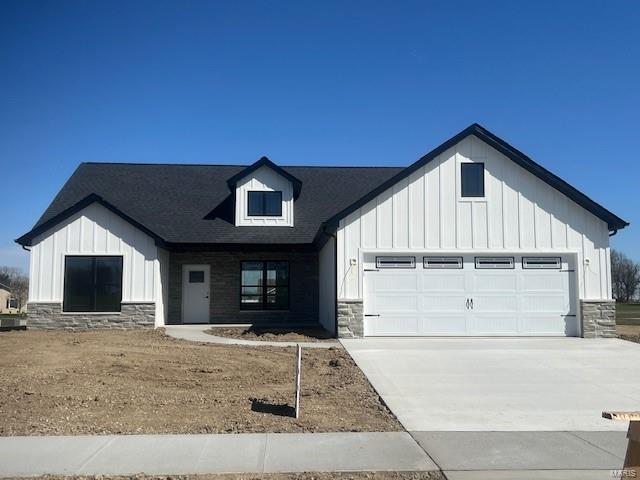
[80, 162, 404, 169]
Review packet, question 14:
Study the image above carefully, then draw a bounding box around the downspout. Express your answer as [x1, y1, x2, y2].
[321, 224, 339, 338]
[609, 229, 618, 237]
[20, 244, 31, 313]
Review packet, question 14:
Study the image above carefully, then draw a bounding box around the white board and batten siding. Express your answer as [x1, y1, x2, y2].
[235, 165, 294, 227]
[337, 134, 612, 302]
[318, 236, 336, 334]
[28, 202, 168, 326]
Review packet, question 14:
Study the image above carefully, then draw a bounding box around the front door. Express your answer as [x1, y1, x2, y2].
[182, 264, 210, 324]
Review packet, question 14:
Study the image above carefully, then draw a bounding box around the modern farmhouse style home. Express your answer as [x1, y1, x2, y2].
[16, 124, 628, 338]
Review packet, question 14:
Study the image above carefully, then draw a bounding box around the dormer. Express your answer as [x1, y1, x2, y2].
[226, 157, 301, 227]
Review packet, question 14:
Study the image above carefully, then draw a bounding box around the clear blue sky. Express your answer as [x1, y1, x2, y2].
[1, 0, 638, 273]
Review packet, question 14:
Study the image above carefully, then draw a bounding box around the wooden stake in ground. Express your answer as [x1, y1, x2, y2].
[295, 344, 302, 419]
[603, 411, 640, 476]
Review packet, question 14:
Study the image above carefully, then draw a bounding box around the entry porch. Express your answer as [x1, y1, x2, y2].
[166, 248, 320, 327]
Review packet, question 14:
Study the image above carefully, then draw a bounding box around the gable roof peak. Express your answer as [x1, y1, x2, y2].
[321, 123, 628, 232]
[226, 156, 303, 198]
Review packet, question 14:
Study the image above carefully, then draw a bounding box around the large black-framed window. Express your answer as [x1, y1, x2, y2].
[240, 261, 289, 310]
[247, 191, 282, 216]
[461, 162, 485, 197]
[63, 256, 123, 312]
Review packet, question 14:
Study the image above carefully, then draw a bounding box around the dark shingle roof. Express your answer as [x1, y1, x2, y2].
[23, 163, 403, 245]
[16, 124, 629, 247]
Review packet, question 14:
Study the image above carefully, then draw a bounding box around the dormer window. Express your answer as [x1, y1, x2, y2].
[248, 191, 282, 217]
[228, 156, 300, 227]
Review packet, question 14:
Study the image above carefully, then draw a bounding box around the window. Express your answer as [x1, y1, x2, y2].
[63, 256, 123, 312]
[461, 163, 485, 197]
[376, 256, 416, 269]
[247, 191, 282, 216]
[424, 256, 463, 269]
[241, 261, 289, 310]
[522, 257, 561, 269]
[8, 298, 17, 309]
[189, 271, 205, 283]
[475, 256, 514, 269]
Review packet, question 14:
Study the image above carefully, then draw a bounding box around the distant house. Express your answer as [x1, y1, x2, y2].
[16, 124, 628, 337]
[0, 283, 20, 314]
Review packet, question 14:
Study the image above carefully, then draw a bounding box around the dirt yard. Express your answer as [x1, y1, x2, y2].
[617, 324, 640, 343]
[0, 330, 400, 435]
[207, 326, 336, 343]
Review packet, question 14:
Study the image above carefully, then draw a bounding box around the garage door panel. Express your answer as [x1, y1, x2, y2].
[422, 295, 467, 312]
[521, 274, 567, 292]
[421, 315, 468, 334]
[422, 274, 466, 291]
[521, 295, 569, 313]
[473, 274, 517, 292]
[473, 295, 519, 313]
[373, 295, 419, 312]
[468, 314, 519, 335]
[366, 274, 419, 292]
[520, 315, 578, 336]
[365, 315, 420, 336]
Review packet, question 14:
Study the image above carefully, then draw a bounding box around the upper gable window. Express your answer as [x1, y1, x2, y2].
[247, 191, 282, 217]
[461, 163, 485, 197]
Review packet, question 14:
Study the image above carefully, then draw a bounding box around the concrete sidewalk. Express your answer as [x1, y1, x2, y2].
[0, 432, 437, 477]
[166, 325, 339, 349]
[412, 431, 628, 480]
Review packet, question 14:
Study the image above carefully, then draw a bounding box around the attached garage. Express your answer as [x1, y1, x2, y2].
[363, 254, 578, 337]
[328, 125, 627, 339]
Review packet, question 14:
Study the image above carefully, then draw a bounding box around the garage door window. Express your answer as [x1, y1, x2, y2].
[475, 257, 514, 269]
[424, 257, 463, 269]
[376, 256, 416, 269]
[522, 257, 561, 269]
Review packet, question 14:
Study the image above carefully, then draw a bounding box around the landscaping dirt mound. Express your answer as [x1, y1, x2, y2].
[206, 326, 337, 343]
[0, 329, 400, 435]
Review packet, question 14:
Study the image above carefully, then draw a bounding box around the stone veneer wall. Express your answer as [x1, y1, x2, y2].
[337, 300, 363, 338]
[581, 300, 617, 338]
[27, 302, 155, 330]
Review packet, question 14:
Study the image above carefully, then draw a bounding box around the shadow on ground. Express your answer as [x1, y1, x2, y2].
[250, 398, 296, 418]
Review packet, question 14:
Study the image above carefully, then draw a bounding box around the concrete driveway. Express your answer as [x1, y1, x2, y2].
[341, 337, 640, 431]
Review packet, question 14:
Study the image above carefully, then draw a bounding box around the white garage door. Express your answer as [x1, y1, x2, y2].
[363, 255, 578, 337]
